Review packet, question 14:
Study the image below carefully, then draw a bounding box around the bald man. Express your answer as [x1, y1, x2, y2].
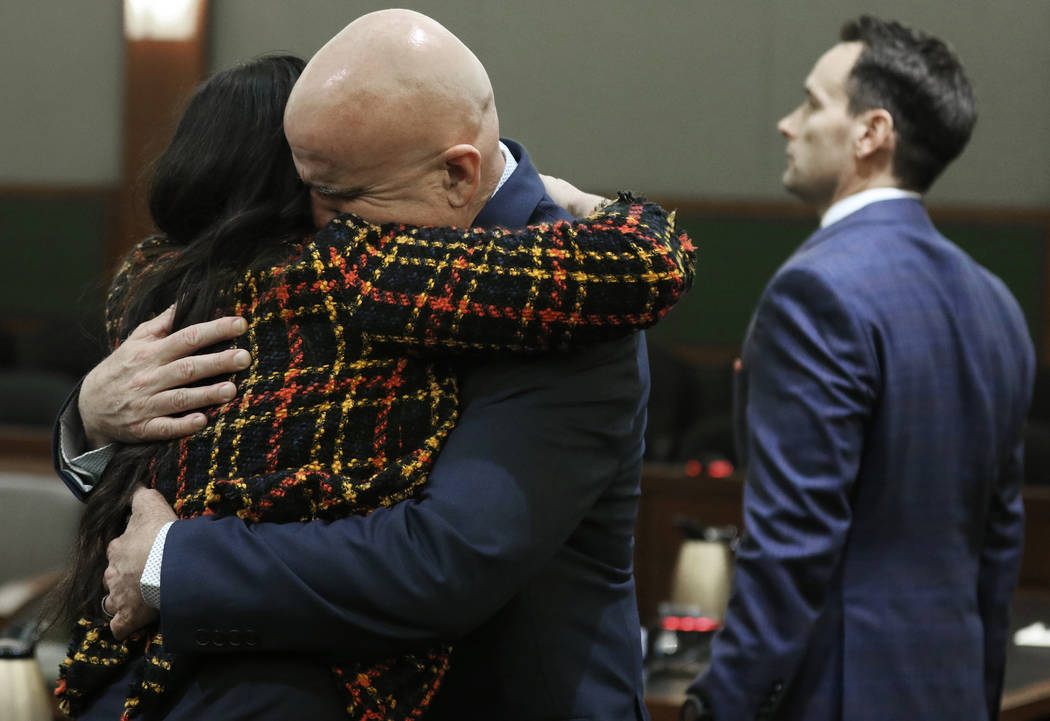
[60, 10, 652, 721]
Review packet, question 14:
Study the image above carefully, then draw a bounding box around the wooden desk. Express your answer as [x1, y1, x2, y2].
[634, 464, 744, 623]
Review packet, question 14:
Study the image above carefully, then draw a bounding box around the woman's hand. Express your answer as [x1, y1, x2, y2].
[539, 174, 610, 218]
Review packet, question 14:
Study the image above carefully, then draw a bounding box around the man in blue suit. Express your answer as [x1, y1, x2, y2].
[681, 16, 1035, 721]
[58, 10, 652, 721]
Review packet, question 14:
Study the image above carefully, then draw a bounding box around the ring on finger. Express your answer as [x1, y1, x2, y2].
[101, 593, 115, 620]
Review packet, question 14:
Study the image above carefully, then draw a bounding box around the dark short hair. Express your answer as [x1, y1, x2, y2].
[840, 16, 976, 192]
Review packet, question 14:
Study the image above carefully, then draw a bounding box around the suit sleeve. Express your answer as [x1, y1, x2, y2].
[312, 197, 693, 354]
[689, 266, 878, 719]
[977, 439, 1025, 720]
[157, 336, 647, 658]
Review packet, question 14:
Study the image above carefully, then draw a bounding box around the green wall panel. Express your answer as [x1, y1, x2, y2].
[649, 211, 1047, 355]
[0, 194, 108, 316]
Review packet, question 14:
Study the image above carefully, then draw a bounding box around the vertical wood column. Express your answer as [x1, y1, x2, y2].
[111, 1, 209, 272]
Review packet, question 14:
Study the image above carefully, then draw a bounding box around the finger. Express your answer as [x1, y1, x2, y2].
[156, 316, 248, 364]
[152, 348, 251, 395]
[128, 305, 177, 342]
[112, 607, 156, 642]
[135, 413, 209, 441]
[157, 379, 239, 414]
[111, 613, 131, 641]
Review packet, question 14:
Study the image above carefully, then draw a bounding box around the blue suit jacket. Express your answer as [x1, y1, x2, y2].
[90, 140, 651, 721]
[689, 198, 1034, 721]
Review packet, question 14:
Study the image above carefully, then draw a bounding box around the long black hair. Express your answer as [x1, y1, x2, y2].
[120, 52, 311, 338]
[52, 54, 311, 626]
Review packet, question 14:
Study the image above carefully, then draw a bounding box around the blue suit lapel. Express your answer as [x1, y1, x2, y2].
[473, 139, 549, 229]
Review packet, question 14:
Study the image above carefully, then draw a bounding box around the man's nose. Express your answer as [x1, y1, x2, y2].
[777, 113, 794, 139]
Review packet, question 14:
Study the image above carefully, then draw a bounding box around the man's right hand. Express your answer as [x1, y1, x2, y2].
[79, 306, 251, 448]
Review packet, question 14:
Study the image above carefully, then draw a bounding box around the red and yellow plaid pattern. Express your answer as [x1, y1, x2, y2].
[58, 196, 696, 719]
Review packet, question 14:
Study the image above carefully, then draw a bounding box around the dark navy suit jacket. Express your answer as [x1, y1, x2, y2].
[688, 198, 1034, 721]
[75, 140, 651, 721]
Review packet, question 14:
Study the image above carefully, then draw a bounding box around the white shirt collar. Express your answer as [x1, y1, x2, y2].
[493, 141, 517, 196]
[820, 187, 922, 228]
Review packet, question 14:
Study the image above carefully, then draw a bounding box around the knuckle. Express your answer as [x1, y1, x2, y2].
[128, 370, 151, 393]
[176, 357, 197, 382]
[171, 389, 190, 411]
[127, 345, 154, 368]
[181, 325, 201, 348]
[218, 348, 239, 370]
[146, 418, 174, 440]
[131, 419, 151, 440]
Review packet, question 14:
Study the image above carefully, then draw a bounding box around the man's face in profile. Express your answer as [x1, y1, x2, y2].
[776, 42, 864, 209]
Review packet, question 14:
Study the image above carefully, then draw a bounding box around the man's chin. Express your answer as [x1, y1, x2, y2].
[781, 174, 803, 200]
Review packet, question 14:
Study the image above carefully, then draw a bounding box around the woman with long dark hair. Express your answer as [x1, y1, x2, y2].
[54, 54, 694, 720]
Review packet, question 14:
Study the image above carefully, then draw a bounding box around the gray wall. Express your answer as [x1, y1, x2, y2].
[3, 1, 1049, 206]
[1, 2, 123, 185]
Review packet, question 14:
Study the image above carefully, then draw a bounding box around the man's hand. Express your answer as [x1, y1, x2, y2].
[80, 306, 252, 448]
[103, 487, 177, 640]
[538, 174, 610, 218]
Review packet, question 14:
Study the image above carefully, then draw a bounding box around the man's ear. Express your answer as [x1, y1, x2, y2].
[442, 144, 482, 209]
[854, 108, 895, 161]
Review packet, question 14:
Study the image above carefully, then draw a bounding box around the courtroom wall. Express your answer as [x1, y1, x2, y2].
[3, 0, 1049, 206]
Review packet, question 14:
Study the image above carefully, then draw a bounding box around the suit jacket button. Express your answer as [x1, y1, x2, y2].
[772, 680, 784, 693]
[227, 629, 241, 647]
[194, 629, 210, 647]
[211, 629, 225, 647]
[244, 629, 259, 647]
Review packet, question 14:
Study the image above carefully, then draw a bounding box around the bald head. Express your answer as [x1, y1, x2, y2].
[285, 9, 503, 228]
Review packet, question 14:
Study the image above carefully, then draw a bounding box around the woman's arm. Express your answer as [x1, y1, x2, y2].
[301, 194, 696, 354]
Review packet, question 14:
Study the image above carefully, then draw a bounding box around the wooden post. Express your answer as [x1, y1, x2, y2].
[111, 0, 209, 273]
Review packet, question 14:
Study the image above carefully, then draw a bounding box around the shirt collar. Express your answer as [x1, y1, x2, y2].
[820, 187, 922, 228]
[493, 141, 517, 196]
[473, 138, 546, 229]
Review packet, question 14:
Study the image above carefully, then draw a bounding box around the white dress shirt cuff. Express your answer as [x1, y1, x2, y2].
[57, 399, 115, 495]
[140, 521, 174, 609]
